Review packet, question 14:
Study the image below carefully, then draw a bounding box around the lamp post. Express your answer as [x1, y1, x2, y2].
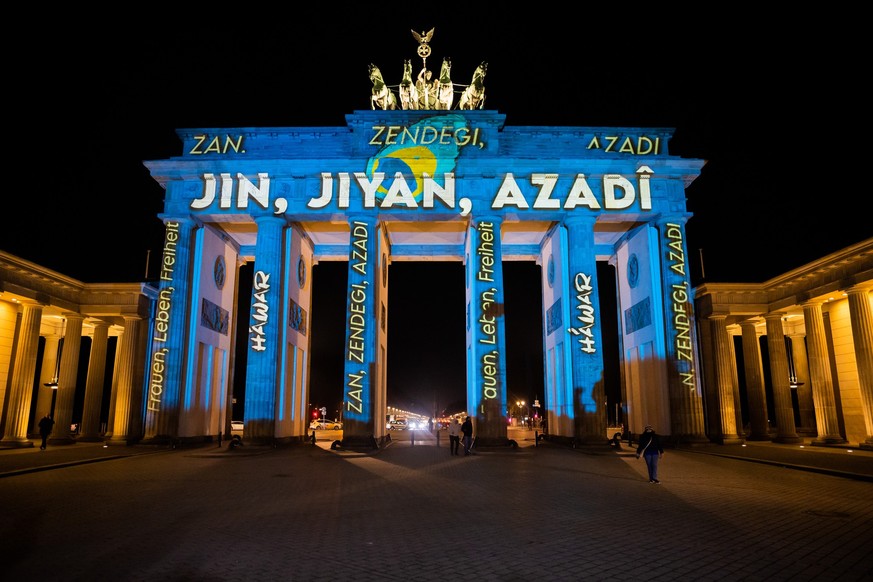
[515, 400, 529, 427]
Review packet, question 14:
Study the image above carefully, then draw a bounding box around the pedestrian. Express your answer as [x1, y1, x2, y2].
[461, 415, 473, 455]
[38, 413, 54, 450]
[635, 425, 664, 483]
[448, 417, 462, 455]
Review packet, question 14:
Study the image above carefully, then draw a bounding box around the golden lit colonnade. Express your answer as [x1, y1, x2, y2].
[693, 237, 873, 449]
[0, 251, 156, 447]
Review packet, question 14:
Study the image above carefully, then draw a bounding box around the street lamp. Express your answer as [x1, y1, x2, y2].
[515, 400, 529, 426]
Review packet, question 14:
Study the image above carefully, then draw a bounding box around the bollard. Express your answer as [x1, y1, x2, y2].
[411, 429, 415, 445]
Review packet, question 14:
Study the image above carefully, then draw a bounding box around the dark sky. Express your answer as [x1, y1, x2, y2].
[6, 11, 868, 418]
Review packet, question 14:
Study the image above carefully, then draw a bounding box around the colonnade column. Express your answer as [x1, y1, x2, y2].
[845, 286, 873, 449]
[711, 315, 743, 443]
[563, 215, 605, 443]
[49, 313, 84, 446]
[34, 334, 60, 428]
[764, 312, 802, 443]
[788, 333, 816, 433]
[802, 300, 846, 445]
[78, 322, 109, 441]
[106, 316, 142, 445]
[657, 218, 707, 442]
[341, 215, 380, 448]
[143, 218, 197, 442]
[739, 319, 770, 440]
[0, 303, 43, 447]
[244, 215, 286, 445]
[467, 215, 509, 446]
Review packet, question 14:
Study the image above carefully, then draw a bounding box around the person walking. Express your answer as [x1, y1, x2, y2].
[461, 416, 474, 455]
[38, 413, 55, 450]
[448, 417, 462, 455]
[635, 425, 664, 483]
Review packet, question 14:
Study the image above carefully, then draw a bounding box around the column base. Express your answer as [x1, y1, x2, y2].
[715, 436, 746, 445]
[773, 436, 804, 444]
[0, 438, 35, 449]
[810, 437, 849, 447]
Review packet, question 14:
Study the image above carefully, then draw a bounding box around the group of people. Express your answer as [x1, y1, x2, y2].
[447, 416, 473, 456]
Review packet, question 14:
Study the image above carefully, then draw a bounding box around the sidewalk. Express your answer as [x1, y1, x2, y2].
[2, 430, 872, 481]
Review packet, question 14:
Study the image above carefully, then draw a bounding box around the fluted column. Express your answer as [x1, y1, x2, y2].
[801, 300, 846, 444]
[656, 217, 707, 442]
[764, 312, 802, 443]
[740, 320, 770, 440]
[34, 334, 61, 430]
[712, 315, 743, 443]
[564, 215, 606, 443]
[0, 303, 43, 447]
[143, 218, 196, 442]
[789, 334, 816, 432]
[339, 215, 383, 448]
[244, 215, 286, 445]
[49, 313, 84, 445]
[846, 286, 873, 448]
[106, 316, 142, 445]
[728, 331, 743, 434]
[79, 322, 109, 441]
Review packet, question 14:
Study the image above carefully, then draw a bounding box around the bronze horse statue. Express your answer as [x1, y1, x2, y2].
[458, 61, 487, 110]
[399, 59, 419, 110]
[435, 57, 453, 110]
[369, 64, 398, 110]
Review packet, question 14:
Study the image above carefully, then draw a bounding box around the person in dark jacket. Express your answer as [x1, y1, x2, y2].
[448, 417, 462, 455]
[635, 425, 664, 483]
[38, 413, 54, 450]
[461, 416, 474, 455]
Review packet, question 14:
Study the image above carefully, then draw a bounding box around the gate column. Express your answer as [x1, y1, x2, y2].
[563, 215, 605, 444]
[341, 216, 380, 449]
[466, 215, 509, 447]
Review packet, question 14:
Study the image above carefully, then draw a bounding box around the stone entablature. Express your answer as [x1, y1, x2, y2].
[0, 251, 157, 327]
[694, 237, 873, 324]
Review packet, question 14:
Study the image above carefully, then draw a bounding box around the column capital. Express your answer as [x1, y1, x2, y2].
[562, 214, 595, 228]
[473, 214, 503, 226]
[846, 284, 873, 297]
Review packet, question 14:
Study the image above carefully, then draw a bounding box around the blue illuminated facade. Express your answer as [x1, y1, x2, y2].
[142, 110, 709, 448]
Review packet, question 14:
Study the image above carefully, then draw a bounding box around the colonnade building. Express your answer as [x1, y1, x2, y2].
[1, 110, 871, 450]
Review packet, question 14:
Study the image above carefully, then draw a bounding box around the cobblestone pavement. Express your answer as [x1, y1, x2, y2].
[1, 430, 871, 581]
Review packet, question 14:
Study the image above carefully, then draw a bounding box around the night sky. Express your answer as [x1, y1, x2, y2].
[6, 11, 868, 418]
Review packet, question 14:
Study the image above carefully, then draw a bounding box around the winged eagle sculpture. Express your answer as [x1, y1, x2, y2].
[411, 28, 434, 44]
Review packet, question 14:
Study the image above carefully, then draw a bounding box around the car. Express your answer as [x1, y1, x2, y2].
[387, 419, 408, 430]
[231, 420, 244, 433]
[310, 419, 342, 430]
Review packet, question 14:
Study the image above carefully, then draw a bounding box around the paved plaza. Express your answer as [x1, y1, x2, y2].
[1, 430, 871, 581]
